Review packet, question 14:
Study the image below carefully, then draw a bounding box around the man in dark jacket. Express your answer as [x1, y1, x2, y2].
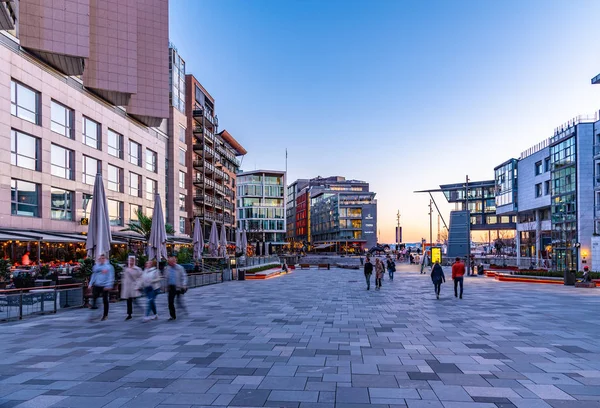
[364, 256, 373, 290]
[430, 261, 445, 299]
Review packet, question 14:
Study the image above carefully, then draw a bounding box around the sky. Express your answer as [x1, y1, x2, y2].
[169, 0, 600, 244]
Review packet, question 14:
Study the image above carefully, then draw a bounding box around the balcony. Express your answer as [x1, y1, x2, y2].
[193, 160, 215, 174]
[224, 213, 233, 225]
[214, 167, 225, 180]
[224, 201, 234, 211]
[193, 176, 216, 190]
[193, 194, 215, 206]
[192, 143, 215, 158]
[192, 125, 203, 135]
[204, 129, 215, 144]
[192, 107, 203, 118]
[193, 209, 223, 223]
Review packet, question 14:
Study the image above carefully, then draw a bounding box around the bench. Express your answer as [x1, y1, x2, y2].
[318, 264, 330, 270]
[299, 264, 311, 270]
[575, 282, 597, 288]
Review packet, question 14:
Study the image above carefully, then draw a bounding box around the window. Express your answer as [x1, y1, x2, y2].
[179, 171, 186, 189]
[179, 217, 185, 234]
[179, 126, 186, 143]
[535, 161, 542, 175]
[51, 100, 74, 138]
[544, 180, 550, 196]
[535, 183, 542, 197]
[108, 199, 123, 226]
[51, 144, 74, 180]
[146, 207, 154, 218]
[11, 80, 39, 124]
[83, 117, 100, 149]
[146, 178, 157, 201]
[11, 179, 39, 217]
[108, 129, 123, 159]
[129, 140, 141, 166]
[50, 188, 73, 221]
[544, 157, 551, 172]
[178, 148, 186, 166]
[11, 129, 39, 171]
[146, 149, 157, 172]
[107, 165, 122, 192]
[130, 204, 141, 223]
[179, 193, 186, 211]
[83, 156, 100, 185]
[130, 173, 141, 197]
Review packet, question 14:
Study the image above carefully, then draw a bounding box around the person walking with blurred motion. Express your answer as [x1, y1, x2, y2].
[364, 256, 373, 290]
[121, 256, 143, 321]
[375, 258, 384, 290]
[430, 261, 445, 299]
[165, 256, 187, 320]
[452, 257, 466, 299]
[386, 255, 396, 280]
[89, 254, 114, 321]
[141, 260, 161, 322]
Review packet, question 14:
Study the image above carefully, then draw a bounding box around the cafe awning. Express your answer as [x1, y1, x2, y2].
[314, 243, 334, 249]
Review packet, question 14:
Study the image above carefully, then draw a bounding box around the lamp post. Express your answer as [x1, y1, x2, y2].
[396, 210, 401, 251]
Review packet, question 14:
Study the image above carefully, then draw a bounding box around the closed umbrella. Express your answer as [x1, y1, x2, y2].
[86, 173, 112, 259]
[208, 221, 219, 257]
[192, 217, 203, 261]
[235, 229, 241, 252]
[241, 230, 248, 256]
[219, 224, 228, 257]
[147, 194, 168, 261]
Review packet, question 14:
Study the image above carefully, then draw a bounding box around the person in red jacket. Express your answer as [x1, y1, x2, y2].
[451, 257, 465, 299]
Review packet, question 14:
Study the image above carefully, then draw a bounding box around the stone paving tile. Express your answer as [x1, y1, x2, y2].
[2, 265, 600, 408]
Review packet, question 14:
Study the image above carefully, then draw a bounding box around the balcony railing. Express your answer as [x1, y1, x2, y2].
[192, 108, 203, 118]
[193, 176, 216, 189]
[192, 143, 215, 158]
[214, 167, 225, 180]
[192, 125, 203, 134]
[194, 210, 224, 223]
[204, 130, 215, 143]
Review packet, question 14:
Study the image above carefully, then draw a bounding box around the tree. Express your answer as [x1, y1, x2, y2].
[121, 209, 175, 240]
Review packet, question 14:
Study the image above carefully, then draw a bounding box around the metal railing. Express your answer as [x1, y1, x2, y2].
[236, 256, 281, 268]
[0, 283, 84, 322]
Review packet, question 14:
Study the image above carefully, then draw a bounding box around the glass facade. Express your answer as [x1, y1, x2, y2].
[494, 159, 517, 208]
[50, 188, 73, 221]
[550, 136, 577, 272]
[11, 179, 39, 217]
[11, 129, 39, 171]
[169, 47, 186, 113]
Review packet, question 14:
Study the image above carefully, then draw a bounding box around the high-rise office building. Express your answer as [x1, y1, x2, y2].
[0, 0, 170, 243]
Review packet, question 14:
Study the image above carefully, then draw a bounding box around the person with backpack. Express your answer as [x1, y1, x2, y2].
[386, 256, 396, 280]
[430, 261, 445, 299]
[364, 256, 373, 290]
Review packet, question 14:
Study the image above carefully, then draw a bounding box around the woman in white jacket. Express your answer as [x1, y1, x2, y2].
[141, 260, 161, 322]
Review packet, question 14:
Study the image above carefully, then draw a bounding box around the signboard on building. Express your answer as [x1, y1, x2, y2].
[362, 204, 377, 249]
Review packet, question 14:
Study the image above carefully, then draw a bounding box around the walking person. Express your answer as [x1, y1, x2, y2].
[165, 256, 187, 320]
[141, 260, 161, 322]
[121, 256, 143, 321]
[430, 261, 445, 299]
[89, 254, 114, 321]
[386, 256, 396, 280]
[364, 256, 373, 290]
[452, 257, 465, 299]
[375, 258, 384, 290]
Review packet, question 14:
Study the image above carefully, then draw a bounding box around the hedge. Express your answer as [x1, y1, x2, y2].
[245, 263, 281, 274]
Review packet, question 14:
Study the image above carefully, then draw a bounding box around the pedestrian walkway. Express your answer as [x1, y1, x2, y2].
[1, 264, 600, 408]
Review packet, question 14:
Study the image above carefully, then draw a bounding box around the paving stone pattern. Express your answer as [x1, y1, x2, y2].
[1, 264, 600, 408]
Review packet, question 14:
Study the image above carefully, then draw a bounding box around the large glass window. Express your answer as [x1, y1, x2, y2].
[129, 140, 141, 166]
[535, 161, 543, 175]
[11, 80, 39, 124]
[108, 129, 123, 159]
[108, 199, 123, 226]
[51, 144, 74, 180]
[178, 148, 186, 166]
[83, 117, 100, 149]
[179, 217, 185, 233]
[83, 156, 100, 185]
[11, 179, 39, 217]
[130, 204, 141, 223]
[11, 129, 39, 171]
[535, 183, 542, 197]
[146, 149, 157, 172]
[51, 100, 74, 138]
[130, 172, 141, 197]
[179, 193, 186, 211]
[146, 178, 157, 201]
[50, 188, 73, 221]
[179, 171, 186, 189]
[107, 165, 122, 192]
[179, 126, 186, 143]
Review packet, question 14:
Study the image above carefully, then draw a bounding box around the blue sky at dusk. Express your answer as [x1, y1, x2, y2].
[169, 0, 600, 243]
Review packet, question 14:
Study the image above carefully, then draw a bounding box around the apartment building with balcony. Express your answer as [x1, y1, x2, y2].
[185, 75, 246, 242]
[237, 170, 286, 255]
[0, 0, 170, 239]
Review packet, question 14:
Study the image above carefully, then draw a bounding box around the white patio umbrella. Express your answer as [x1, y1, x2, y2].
[208, 221, 219, 257]
[192, 217, 204, 261]
[86, 173, 112, 259]
[241, 230, 248, 256]
[147, 194, 168, 261]
[219, 224, 228, 257]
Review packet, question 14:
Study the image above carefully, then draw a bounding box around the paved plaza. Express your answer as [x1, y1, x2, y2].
[2, 264, 600, 408]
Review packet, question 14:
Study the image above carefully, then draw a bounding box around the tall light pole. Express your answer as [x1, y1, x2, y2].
[429, 199, 433, 253]
[396, 210, 401, 250]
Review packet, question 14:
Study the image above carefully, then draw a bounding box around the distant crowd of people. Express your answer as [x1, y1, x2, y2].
[88, 254, 188, 322]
